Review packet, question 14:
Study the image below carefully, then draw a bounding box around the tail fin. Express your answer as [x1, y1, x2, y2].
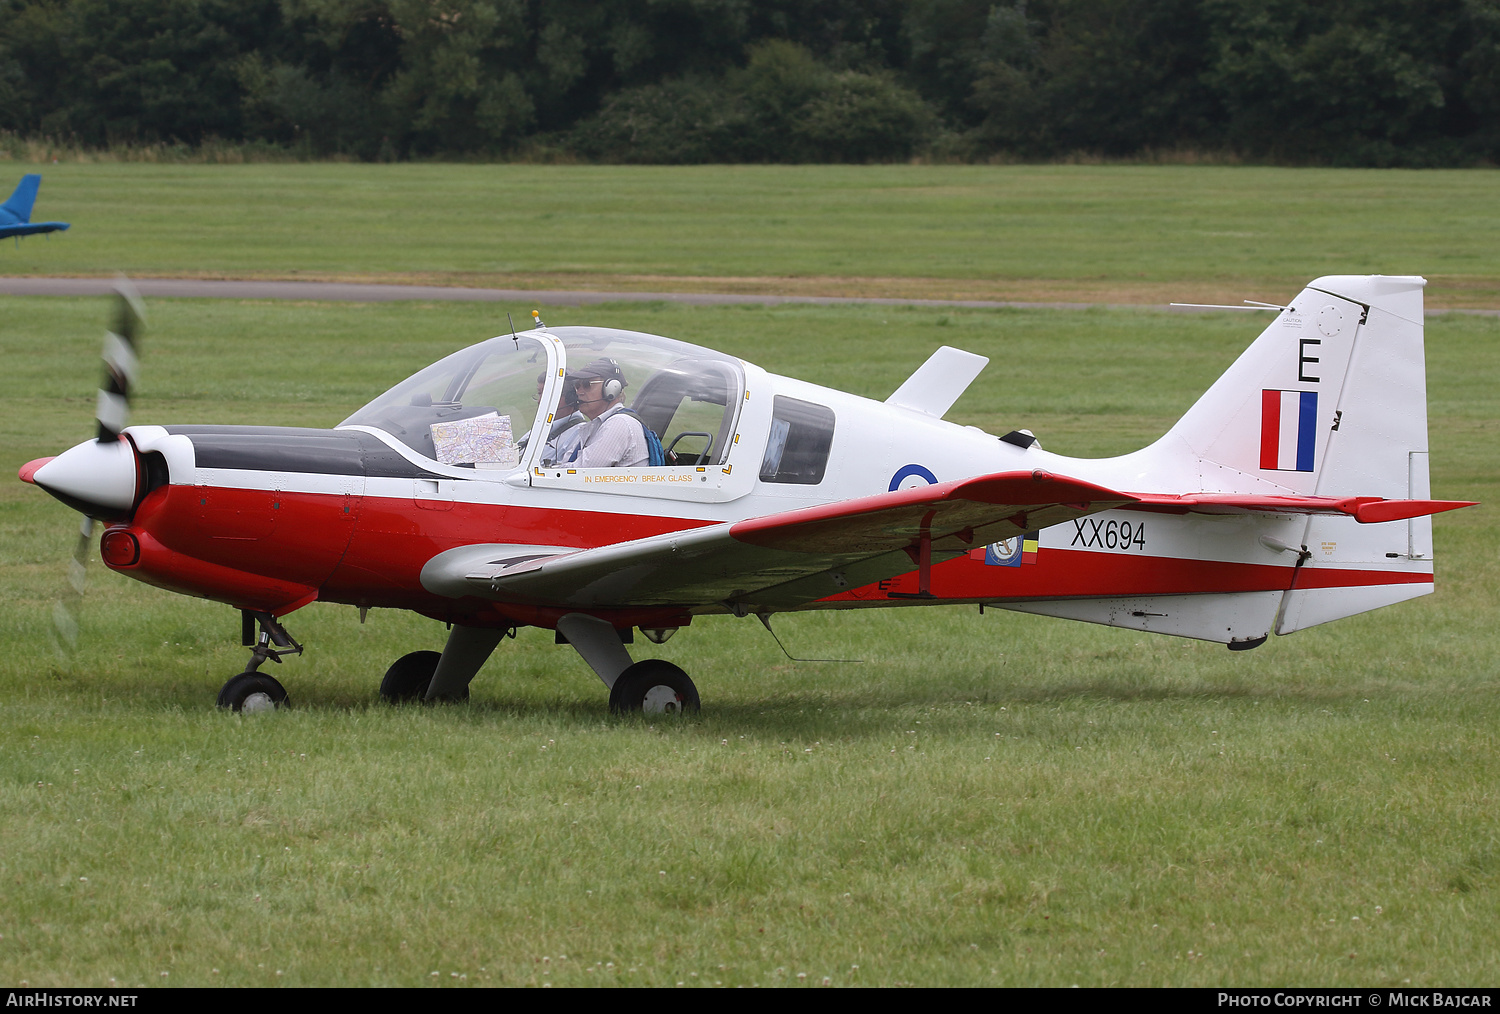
[1158, 276, 1428, 495]
[1275, 277, 1437, 632]
[1158, 275, 1439, 631]
[1, 174, 41, 223]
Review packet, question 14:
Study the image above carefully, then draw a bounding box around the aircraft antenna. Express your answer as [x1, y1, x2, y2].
[507, 312, 519, 345]
[1169, 302, 1278, 311]
[756, 613, 861, 664]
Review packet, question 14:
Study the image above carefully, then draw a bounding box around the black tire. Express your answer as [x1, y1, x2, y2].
[217, 672, 289, 712]
[608, 660, 700, 716]
[380, 650, 442, 703]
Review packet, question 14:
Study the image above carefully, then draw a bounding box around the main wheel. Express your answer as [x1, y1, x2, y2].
[608, 660, 700, 715]
[380, 650, 442, 703]
[217, 671, 289, 712]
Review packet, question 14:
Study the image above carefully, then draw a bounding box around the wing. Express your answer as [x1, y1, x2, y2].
[421, 469, 1137, 613]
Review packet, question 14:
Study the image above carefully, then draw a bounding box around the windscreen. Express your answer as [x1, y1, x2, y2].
[340, 336, 551, 470]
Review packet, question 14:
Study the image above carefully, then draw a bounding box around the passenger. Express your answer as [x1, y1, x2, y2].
[558, 358, 649, 467]
[542, 403, 587, 465]
[523, 371, 585, 460]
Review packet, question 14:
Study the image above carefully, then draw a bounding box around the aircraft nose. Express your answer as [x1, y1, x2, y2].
[18, 457, 55, 483]
[28, 437, 139, 518]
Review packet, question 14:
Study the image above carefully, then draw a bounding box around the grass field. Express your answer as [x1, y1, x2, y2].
[1, 293, 1495, 986]
[5, 163, 1500, 307]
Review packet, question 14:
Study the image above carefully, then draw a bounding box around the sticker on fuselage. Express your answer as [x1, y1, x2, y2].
[976, 531, 1040, 567]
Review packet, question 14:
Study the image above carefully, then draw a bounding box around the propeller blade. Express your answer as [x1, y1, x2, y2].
[97, 279, 144, 443]
[52, 516, 94, 658]
[51, 281, 143, 658]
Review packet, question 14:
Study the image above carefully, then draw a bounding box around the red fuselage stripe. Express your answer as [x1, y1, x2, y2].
[110, 483, 1434, 618]
[826, 547, 1430, 603]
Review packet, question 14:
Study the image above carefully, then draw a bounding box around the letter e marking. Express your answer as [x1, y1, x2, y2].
[1299, 338, 1322, 383]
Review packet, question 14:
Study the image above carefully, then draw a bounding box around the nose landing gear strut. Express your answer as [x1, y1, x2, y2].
[216, 610, 302, 712]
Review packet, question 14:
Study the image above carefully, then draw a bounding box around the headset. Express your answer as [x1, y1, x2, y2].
[575, 359, 624, 405]
[597, 358, 624, 400]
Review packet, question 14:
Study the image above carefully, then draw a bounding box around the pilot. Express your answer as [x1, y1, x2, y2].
[557, 358, 649, 467]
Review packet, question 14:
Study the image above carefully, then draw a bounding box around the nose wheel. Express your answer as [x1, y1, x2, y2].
[218, 610, 301, 711]
[217, 671, 290, 712]
[608, 660, 700, 715]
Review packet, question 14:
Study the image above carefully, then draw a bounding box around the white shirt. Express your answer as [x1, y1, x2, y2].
[570, 403, 649, 467]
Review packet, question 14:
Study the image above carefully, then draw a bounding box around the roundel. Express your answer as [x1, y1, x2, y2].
[889, 463, 938, 491]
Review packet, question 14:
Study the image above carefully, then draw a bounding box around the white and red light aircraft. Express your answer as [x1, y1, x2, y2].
[19, 275, 1476, 714]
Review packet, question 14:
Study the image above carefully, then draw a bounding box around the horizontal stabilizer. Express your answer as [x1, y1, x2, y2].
[1122, 492, 1477, 524]
[0, 221, 70, 238]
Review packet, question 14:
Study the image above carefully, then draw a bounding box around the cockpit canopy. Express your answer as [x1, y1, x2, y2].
[339, 327, 746, 472]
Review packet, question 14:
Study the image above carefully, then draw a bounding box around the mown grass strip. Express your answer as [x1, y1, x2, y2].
[5, 164, 1500, 307]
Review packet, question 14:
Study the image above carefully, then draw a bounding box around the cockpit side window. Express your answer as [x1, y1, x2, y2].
[630, 361, 741, 465]
[556, 332, 745, 468]
[759, 397, 835, 484]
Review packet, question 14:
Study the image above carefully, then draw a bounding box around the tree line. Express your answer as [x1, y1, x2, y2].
[3, 0, 1498, 166]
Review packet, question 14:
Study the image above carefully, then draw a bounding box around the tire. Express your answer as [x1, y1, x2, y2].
[379, 650, 442, 703]
[217, 672, 289, 712]
[608, 660, 699, 716]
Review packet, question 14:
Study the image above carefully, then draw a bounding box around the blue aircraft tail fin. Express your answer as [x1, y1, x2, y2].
[1, 174, 42, 224]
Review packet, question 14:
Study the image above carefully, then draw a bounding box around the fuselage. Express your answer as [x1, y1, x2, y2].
[8, 313, 1428, 654]
[82, 324, 1430, 645]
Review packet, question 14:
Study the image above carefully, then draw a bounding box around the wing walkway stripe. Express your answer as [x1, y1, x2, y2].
[1, 276, 1495, 315]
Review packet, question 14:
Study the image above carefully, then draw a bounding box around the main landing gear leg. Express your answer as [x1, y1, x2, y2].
[556, 612, 700, 716]
[557, 613, 633, 690]
[217, 610, 302, 712]
[379, 625, 507, 703]
[425, 625, 505, 702]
